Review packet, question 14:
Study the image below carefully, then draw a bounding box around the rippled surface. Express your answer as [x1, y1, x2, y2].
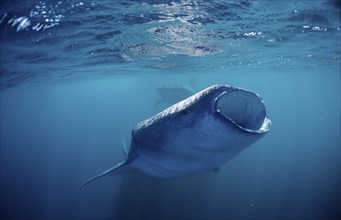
[0, 0, 340, 89]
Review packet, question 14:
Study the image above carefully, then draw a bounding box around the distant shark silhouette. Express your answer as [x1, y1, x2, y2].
[79, 84, 271, 190]
[155, 85, 194, 107]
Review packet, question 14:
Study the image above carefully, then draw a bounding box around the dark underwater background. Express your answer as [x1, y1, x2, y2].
[0, 0, 340, 219]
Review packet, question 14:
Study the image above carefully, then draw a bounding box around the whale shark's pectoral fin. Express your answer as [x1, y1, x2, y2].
[121, 136, 129, 156]
[79, 161, 135, 191]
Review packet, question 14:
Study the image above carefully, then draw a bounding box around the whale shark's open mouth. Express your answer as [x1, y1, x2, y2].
[215, 89, 271, 133]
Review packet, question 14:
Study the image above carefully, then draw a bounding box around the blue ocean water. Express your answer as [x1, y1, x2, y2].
[0, 0, 340, 219]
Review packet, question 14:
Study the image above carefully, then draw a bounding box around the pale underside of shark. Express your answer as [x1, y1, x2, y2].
[79, 84, 271, 190]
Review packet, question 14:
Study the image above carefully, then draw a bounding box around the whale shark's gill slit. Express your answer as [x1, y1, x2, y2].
[215, 90, 267, 131]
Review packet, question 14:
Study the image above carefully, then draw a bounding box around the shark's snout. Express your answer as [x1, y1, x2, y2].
[215, 89, 271, 133]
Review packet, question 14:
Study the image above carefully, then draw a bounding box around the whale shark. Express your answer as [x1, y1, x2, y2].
[79, 84, 271, 190]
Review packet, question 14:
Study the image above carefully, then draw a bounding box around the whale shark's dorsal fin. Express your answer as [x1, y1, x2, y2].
[79, 161, 135, 191]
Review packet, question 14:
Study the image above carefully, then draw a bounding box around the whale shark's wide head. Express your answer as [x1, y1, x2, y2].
[80, 84, 271, 189]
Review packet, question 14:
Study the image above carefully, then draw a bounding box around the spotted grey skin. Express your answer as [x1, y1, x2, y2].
[79, 84, 271, 190]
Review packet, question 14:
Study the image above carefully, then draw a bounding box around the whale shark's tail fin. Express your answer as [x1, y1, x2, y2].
[79, 161, 135, 191]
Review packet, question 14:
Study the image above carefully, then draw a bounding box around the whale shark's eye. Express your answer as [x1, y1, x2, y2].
[182, 109, 188, 115]
[133, 137, 138, 145]
[216, 90, 267, 130]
